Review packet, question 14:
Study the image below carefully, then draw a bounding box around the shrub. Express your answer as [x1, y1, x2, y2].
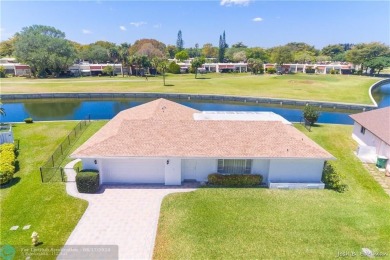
[303, 105, 320, 126]
[208, 173, 262, 187]
[267, 68, 276, 74]
[24, 118, 33, 123]
[168, 62, 181, 74]
[322, 162, 348, 193]
[0, 66, 6, 78]
[305, 66, 315, 74]
[0, 143, 16, 185]
[76, 170, 100, 193]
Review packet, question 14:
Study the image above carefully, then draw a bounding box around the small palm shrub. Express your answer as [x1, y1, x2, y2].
[303, 105, 320, 125]
[322, 162, 348, 193]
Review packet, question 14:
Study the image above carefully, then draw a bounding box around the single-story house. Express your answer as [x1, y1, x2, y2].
[350, 107, 390, 171]
[71, 99, 334, 188]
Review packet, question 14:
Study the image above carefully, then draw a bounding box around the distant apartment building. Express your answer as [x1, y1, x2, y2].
[168, 58, 248, 73]
[264, 62, 354, 74]
[68, 62, 124, 76]
[0, 58, 31, 76]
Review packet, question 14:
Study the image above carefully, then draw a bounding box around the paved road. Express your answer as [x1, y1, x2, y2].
[59, 159, 196, 259]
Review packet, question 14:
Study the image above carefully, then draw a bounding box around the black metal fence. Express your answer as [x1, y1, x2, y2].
[300, 117, 312, 132]
[40, 120, 90, 182]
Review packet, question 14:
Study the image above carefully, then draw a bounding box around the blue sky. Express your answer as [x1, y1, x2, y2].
[1, 0, 389, 49]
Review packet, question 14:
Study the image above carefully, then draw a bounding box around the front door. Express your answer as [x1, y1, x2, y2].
[182, 159, 197, 180]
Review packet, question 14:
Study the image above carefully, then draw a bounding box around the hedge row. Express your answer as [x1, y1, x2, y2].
[0, 143, 17, 185]
[208, 173, 263, 187]
[76, 170, 100, 193]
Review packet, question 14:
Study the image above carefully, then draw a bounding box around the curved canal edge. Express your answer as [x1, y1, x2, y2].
[369, 78, 390, 107]
[0, 86, 384, 112]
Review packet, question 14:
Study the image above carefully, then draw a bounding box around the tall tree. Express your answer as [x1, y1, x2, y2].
[0, 36, 19, 57]
[14, 25, 76, 77]
[176, 30, 184, 51]
[166, 45, 177, 59]
[270, 46, 294, 65]
[364, 56, 390, 75]
[202, 43, 218, 58]
[218, 31, 228, 63]
[345, 42, 390, 73]
[118, 43, 130, 77]
[129, 39, 166, 58]
[175, 50, 189, 61]
[321, 44, 345, 59]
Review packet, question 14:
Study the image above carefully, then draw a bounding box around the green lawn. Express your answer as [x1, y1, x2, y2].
[0, 73, 379, 105]
[0, 121, 106, 259]
[153, 124, 390, 259]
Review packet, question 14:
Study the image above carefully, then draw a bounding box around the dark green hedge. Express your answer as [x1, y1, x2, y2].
[76, 170, 100, 193]
[208, 173, 263, 187]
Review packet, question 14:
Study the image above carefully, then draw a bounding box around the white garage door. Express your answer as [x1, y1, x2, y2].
[101, 158, 165, 184]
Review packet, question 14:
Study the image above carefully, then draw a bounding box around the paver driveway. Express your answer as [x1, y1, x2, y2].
[59, 160, 197, 259]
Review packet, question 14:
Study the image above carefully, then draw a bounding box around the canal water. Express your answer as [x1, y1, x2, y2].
[1, 83, 390, 125]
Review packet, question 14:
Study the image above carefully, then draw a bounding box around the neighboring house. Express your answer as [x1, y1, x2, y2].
[264, 62, 353, 74]
[0, 58, 31, 76]
[71, 99, 334, 188]
[350, 107, 390, 171]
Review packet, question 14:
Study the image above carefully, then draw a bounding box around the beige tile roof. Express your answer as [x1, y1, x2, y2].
[350, 107, 390, 145]
[72, 98, 333, 159]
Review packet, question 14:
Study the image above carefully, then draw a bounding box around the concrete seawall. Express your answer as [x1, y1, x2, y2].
[0, 86, 385, 111]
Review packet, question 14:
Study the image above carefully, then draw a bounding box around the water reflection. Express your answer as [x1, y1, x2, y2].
[24, 101, 81, 119]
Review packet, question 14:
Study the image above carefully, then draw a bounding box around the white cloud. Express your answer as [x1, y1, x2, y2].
[130, 21, 147, 27]
[220, 0, 251, 6]
[120, 26, 127, 31]
[82, 29, 92, 34]
[252, 17, 263, 22]
[0, 27, 4, 32]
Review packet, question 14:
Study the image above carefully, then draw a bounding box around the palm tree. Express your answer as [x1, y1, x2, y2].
[118, 43, 130, 77]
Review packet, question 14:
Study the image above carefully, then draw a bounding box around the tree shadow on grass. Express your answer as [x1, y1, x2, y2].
[164, 84, 175, 87]
[0, 177, 21, 189]
[311, 124, 322, 128]
[196, 77, 211, 80]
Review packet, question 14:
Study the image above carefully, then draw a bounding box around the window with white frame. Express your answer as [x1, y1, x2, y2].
[217, 159, 252, 174]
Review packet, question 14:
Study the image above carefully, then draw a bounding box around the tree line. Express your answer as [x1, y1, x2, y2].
[0, 25, 389, 78]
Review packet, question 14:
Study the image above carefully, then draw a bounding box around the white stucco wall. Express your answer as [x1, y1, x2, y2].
[181, 159, 217, 182]
[81, 158, 99, 171]
[99, 158, 165, 184]
[268, 159, 325, 183]
[165, 158, 182, 185]
[252, 159, 270, 183]
[352, 122, 390, 170]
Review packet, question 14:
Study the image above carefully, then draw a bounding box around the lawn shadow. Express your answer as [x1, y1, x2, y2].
[311, 124, 322, 128]
[164, 84, 175, 87]
[0, 177, 21, 189]
[195, 77, 211, 80]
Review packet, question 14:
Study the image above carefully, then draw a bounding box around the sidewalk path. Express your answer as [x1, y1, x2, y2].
[59, 159, 197, 259]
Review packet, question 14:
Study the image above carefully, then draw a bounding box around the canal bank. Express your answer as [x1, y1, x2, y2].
[1, 80, 389, 124]
[0, 91, 377, 111]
